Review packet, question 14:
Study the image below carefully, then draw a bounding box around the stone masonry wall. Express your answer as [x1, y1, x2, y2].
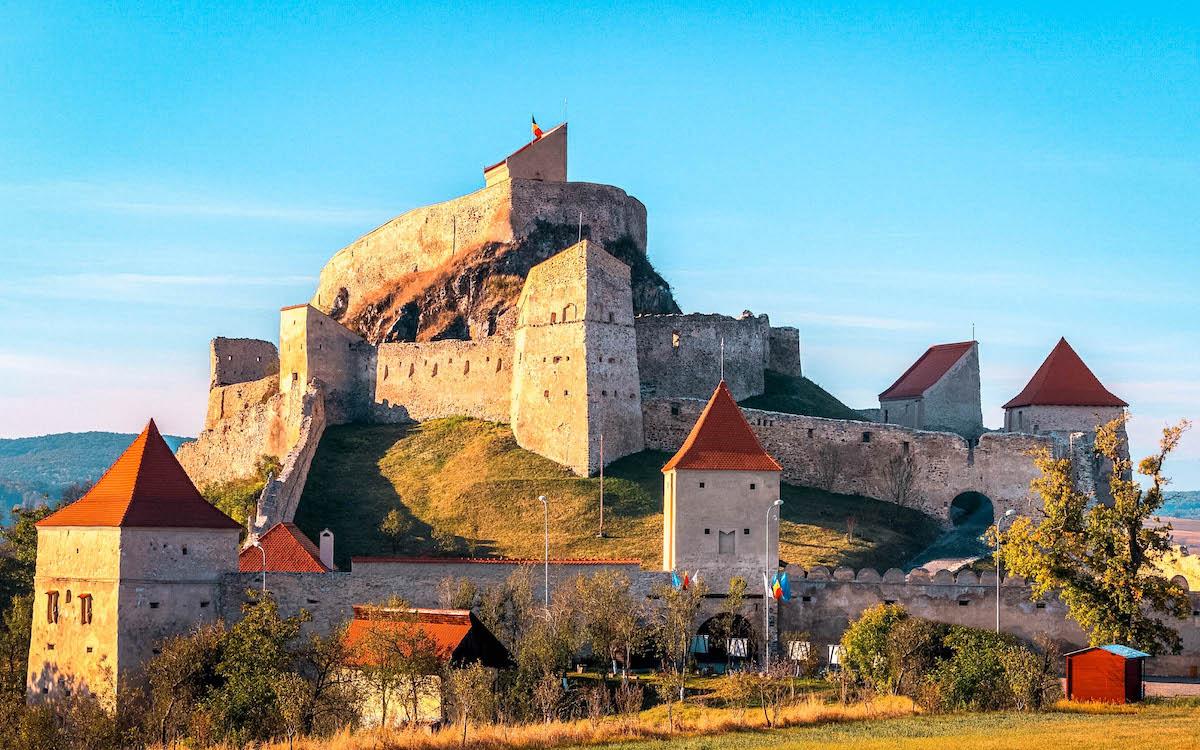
[635, 313, 770, 402]
[768, 327, 802, 377]
[645, 398, 1052, 523]
[375, 335, 513, 423]
[179, 383, 291, 489]
[1005, 405, 1126, 436]
[211, 337, 279, 388]
[919, 344, 984, 437]
[204, 375, 279, 430]
[253, 384, 327, 534]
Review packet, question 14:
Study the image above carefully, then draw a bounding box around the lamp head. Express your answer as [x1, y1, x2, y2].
[1004, 509, 1015, 517]
[538, 495, 547, 503]
[773, 499, 783, 507]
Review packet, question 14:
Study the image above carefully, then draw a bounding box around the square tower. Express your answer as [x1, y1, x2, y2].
[27, 420, 240, 705]
[510, 240, 644, 475]
[662, 382, 783, 588]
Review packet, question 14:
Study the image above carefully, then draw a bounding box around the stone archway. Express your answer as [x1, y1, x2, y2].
[695, 613, 755, 672]
[950, 491, 995, 531]
[908, 491, 995, 569]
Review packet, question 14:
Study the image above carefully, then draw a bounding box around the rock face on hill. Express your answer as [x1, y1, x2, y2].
[311, 177, 679, 343]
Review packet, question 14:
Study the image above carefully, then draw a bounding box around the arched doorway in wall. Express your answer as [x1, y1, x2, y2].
[907, 491, 995, 568]
[694, 614, 755, 674]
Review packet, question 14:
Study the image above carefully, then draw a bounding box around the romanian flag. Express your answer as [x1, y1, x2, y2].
[769, 572, 791, 601]
[531, 115, 544, 140]
[671, 571, 694, 590]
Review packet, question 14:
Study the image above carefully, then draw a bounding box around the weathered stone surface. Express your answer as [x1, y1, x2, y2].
[211, 337, 278, 388]
[635, 312, 771, 401]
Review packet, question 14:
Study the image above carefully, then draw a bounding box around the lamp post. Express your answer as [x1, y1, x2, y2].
[995, 508, 1016, 633]
[538, 495, 549, 610]
[764, 498, 783, 672]
[253, 541, 267, 593]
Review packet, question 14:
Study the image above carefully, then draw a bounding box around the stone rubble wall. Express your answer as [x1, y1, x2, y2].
[204, 375, 279, 431]
[210, 337, 279, 388]
[644, 397, 1054, 523]
[252, 384, 327, 536]
[768, 326, 802, 377]
[635, 312, 771, 402]
[179, 378, 291, 489]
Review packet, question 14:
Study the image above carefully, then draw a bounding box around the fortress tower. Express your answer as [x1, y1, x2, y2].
[661, 381, 783, 588]
[878, 341, 983, 438]
[1003, 338, 1127, 436]
[27, 421, 240, 705]
[511, 240, 645, 475]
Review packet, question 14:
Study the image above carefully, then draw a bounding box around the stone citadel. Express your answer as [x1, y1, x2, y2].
[29, 125, 1177, 707]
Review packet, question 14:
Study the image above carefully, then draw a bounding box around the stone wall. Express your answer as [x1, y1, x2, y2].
[778, 565, 1200, 677]
[204, 375, 279, 430]
[768, 327, 802, 377]
[920, 344, 984, 437]
[645, 398, 1052, 523]
[179, 381, 291, 488]
[211, 337, 278, 387]
[253, 384, 327, 535]
[635, 313, 770, 402]
[280, 305, 372, 429]
[375, 336, 513, 423]
[1004, 404, 1126, 436]
[484, 123, 567, 186]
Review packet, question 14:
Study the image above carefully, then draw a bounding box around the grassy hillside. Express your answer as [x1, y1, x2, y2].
[739, 370, 863, 421]
[293, 419, 940, 570]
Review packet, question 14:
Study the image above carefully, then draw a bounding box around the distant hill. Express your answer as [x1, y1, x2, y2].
[0, 431, 193, 522]
[1162, 491, 1200, 519]
[293, 418, 941, 570]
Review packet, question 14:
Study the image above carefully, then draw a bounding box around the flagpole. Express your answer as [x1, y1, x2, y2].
[597, 432, 605, 538]
[764, 498, 782, 672]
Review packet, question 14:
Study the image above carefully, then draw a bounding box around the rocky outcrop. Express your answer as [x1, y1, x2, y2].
[311, 178, 679, 343]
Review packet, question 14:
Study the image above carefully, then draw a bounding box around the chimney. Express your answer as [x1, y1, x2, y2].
[319, 529, 335, 570]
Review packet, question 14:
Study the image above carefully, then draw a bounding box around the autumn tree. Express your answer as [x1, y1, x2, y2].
[446, 661, 495, 746]
[380, 509, 413, 554]
[143, 622, 225, 746]
[651, 577, 707, 730]
[1000, 416, 1191, 654]
[573, 570, 644, 679]
[355, 598, 444, 726]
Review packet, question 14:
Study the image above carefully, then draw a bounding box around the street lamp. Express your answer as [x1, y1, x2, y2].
[252, 540, 267, 593]
[764, 498, 783, 672]
[995, 508, 1016, 633]
[538, 495, 549, 610]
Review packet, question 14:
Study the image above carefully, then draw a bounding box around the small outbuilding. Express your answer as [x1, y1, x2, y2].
[1065, 644, 1149, 704]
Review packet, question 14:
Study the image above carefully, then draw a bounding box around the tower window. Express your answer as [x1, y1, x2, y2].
[862, 432, 872, 443]
[79, 594, 92, 625]
[543, 390, 550, 398]
[807, 428, 814, 438]
[608, 312, 615, 323]
[704, 528, 711, 534]
[750, 483, 757, 490]
[550, 312, 557, 324]
[670, 403, 680, 416]
[718, 530, 735, 554]
[743, 528, 750, 535]
[699, 482, 706, 488]
[182, 546, 188, 555]
[46, 592, 59, 624]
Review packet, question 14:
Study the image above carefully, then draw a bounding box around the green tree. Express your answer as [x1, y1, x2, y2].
[840, 602, 908, 694]
[207, 591, 309, 742]
[573, 570, 643, 678]
[200, 454, 281, 530]
[1001, 416, 1192, 654]
[0, 505, 53, 610]
[380, 508, 414, 554]
[143, 621, 225, 746]
[651, 578, 707, 730]
[446, 662, 494, 746]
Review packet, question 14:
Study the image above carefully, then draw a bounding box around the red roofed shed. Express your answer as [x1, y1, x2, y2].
[1065, 645, 1148, 704]
[344, 607, 510, 668]
[37, 420, 239, 530]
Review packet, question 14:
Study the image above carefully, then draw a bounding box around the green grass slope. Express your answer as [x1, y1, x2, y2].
[293, 419, 940, 571]
[738, 370, 862, 421]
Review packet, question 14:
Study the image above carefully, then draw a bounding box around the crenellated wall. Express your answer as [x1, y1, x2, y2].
[635, 312, 772, 402]
[644, 397, 1054, 523]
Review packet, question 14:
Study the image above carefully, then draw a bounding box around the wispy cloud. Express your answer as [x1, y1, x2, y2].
[1, 180, 388, 225]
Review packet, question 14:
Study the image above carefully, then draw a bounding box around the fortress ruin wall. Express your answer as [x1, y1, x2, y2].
[768, 326, 802, 377]
[375, 336, 513, 424]
[179, 383, 292, 489]
[644, 398, 1051, 523]
[635, 313, 770, 402]
[210, 337, 278, 387]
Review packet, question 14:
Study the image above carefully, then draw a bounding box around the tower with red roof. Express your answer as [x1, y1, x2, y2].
[1003, 338, 1127, 436]
[661, 381, 783, 587]
[27, 420, 240, 705]
[878, 341, 984, 438]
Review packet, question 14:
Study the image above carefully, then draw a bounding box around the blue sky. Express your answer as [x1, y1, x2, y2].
[1, 3, 1197, 487]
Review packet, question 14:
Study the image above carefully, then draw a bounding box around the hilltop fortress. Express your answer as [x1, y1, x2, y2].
[32, 126, 1174, 708]
[178, 124, 1120, 536]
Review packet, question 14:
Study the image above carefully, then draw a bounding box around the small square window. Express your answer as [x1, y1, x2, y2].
[750, 483, 756, 490]
[807, 428, 814, 438]
[149, 602, 160, 609]
[1036, 602, 1047, 610]
[200, 601, 210, 608]
[699, 482, 705, 488]
[670, 404, 680, 416]
[957, 600, 969, 607]
[862, 432, 872, 443]
[86, 646, 93, 653]
[801, 595, 812, 603]
[743, 528, 750, 535]
[704, 528, 711, 535]
[46, 643, 55, 651]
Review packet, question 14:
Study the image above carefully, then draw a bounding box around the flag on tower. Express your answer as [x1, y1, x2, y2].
[531, 116, 544, 140]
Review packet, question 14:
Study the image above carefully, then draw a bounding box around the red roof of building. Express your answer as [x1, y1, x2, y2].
[240, 522, 333, 573]
[662, 381, 782, 473]
[343, 608, 510, 669]
[37, 420, 240, 530]
[879, 341, 975, 401]
[1003, 338, 1128, 409]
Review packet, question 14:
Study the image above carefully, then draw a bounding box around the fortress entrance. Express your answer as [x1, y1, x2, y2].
[950, 491, 994, 530]
[694, 614, 755, 673]
[907, 491, 995, 569]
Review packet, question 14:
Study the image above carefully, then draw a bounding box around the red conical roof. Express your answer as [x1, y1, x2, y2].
[1003, 338, 1128, 409]
[662, 381, 782, 473]
[240, 522, 333, 572]
[37, 420, 241, 529]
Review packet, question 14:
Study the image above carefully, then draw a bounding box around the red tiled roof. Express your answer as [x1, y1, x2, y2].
[1004, 338, 1127, 409]
[343, 608, 472, 666]
[37, 420, 240, 530]
[483, 123, 565, 173]
[352, 556, 642, 565]
[661, 381, 782, 473]
[240, 522, 333, 573]
[879, 341, 975, 401]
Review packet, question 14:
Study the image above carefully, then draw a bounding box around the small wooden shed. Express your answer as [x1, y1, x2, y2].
[1065, 644, 1150, 704]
